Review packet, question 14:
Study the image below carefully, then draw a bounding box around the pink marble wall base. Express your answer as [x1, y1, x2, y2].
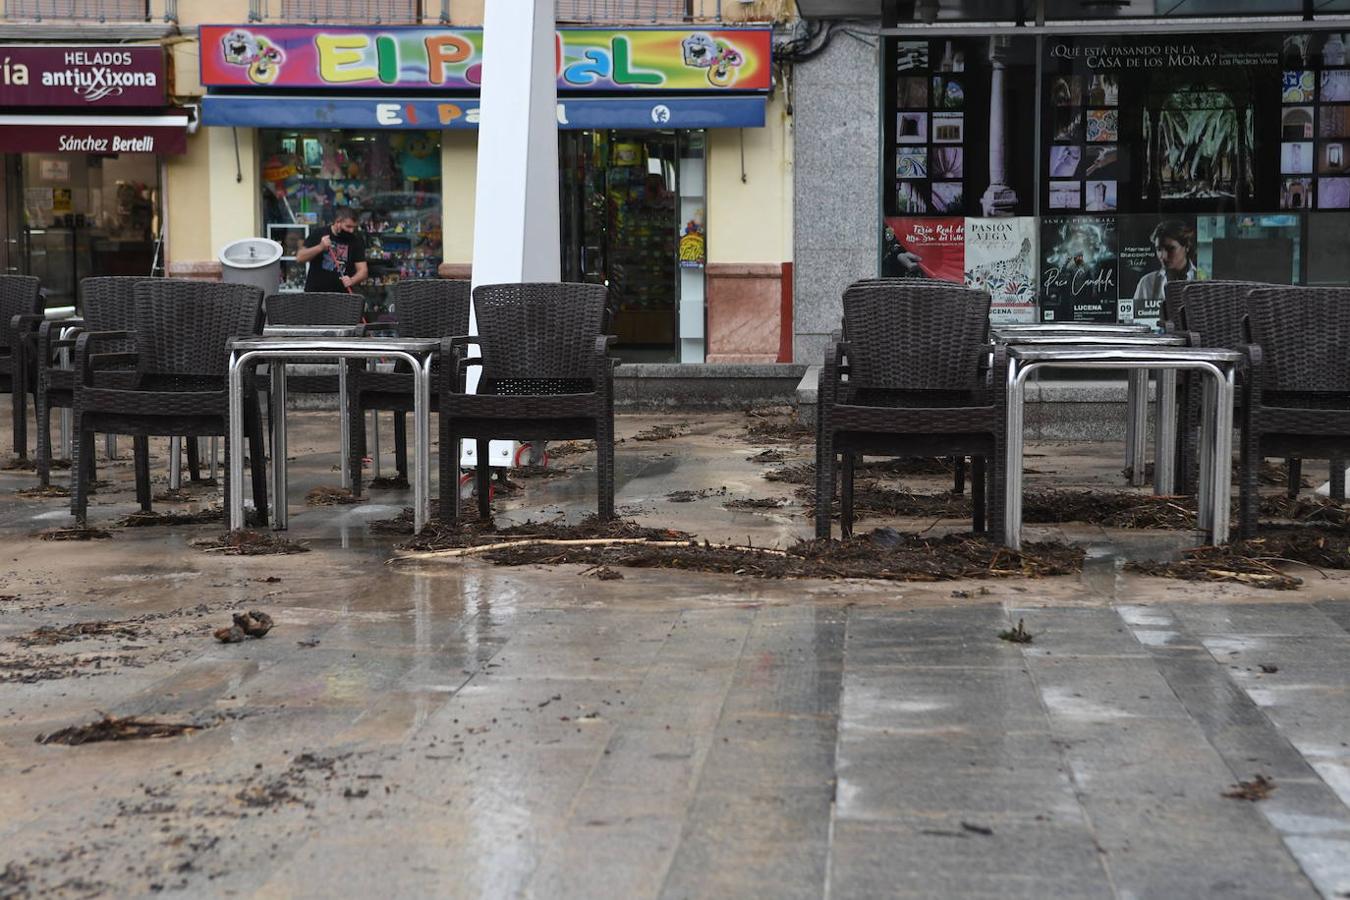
[705, 263, 783, 364]
[167, 261, 223, 281]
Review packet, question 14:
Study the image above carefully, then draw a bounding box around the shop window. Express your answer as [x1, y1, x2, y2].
[260, 129, 442, 321]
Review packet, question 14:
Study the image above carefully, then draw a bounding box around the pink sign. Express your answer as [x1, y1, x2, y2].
[0, 45, 167, 107]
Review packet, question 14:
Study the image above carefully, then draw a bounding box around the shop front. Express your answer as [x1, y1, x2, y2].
[875, 26, 1350, 326]
[0, 44, 187, 309]
[197, 24, 772, 360]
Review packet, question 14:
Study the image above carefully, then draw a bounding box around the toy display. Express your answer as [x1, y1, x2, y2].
[260, 129, 443, 319]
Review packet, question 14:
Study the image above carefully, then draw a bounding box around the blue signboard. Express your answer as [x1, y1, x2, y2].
[201, 94, 766, 130]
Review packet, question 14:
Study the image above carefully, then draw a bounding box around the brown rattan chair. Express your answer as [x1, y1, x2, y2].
[35, 277, 154, 488]
[844, 276, 978, 496]
[1170, 280, 1326, 499]
[816, 281, 1005, 540]
[1237, 286, 1350, 538]
[346, 280, 470, 496]
[69, 280, 268, 526]
[0, 275, 44, 459]
[262, 291, 365, 401]
[439, 281, 616, 523]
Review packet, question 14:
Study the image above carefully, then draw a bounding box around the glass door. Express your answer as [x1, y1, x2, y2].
[560, 130, 682, 362]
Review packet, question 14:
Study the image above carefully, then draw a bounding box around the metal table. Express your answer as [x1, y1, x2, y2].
[227, 336, 439, 534]
[994, 332, 1186, 492]
[1003, 345, 1241, 551]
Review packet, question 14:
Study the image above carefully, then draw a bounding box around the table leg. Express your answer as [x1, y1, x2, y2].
[271, 362, 289, 531]
[1129, 370, 1149, 486]
[1155, 368, 1177, 495]
[1210, 366, 1235, 544]
[413, 354, 430, 534]
[168, 437, 181, 490]
[105, 435, 117, 460]
[338, 362, 350, 490]
[227, 355, 246, 531]
[209, 437, 218, 482]
[1004, 358, 1026, 552]
[1197, 375, 1217, 534]
[371, 411, 382, 479]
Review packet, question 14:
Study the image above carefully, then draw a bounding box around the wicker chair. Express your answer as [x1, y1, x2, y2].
[439, 282, 615, 523]
[69, 280, 268, 525]
[1169, 280, 1326, 498]
[346, 280, 470, 496]
[1237, 286, 1350, 538]
[35, 277, 148, 487]
[0, 275, 44, 459]
[816, 281, 1005, 540]
[262, 291, 365, 395]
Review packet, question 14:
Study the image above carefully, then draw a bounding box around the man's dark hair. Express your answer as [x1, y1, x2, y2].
[1150, 219, 1196, 255]
[333, 206, 357, 224]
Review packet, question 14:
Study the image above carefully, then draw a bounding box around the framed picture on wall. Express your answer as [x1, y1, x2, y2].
[268, 223, 309, 261]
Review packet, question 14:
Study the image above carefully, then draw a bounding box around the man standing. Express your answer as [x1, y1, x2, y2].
[296, 207, 369, 293]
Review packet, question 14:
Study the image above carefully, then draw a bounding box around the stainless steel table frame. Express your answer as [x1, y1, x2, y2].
[994, 332, 1187, 493]
[227, 337, 440, 534]
[258, 326, 364, 492]
[1003, 346, 1241, 551]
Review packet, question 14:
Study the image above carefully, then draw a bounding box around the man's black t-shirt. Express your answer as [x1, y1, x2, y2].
[303, 227, 366, 293]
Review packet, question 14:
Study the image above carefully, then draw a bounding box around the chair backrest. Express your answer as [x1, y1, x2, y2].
[1176, 280, 1267, 349]
[82, 277, 151, 332]
[133, 280, 264, 377]
[471, 282, 607, 382]
[1161, 280, 1186, 329]
[841, 282, 991, 390]
[265, 292, 365, 326]
[0, 275, 41, 350]
[1247, 286, 1350, 393]
[389, 280, 471, 339]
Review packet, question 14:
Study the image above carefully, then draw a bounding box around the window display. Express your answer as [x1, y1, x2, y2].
[259, 129, 442, 320]
[879, 29, 1350, 323]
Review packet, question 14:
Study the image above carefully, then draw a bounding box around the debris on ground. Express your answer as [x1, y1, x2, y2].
[117, 509, 223, 527]
[191, 530, 309, 556]
[306, 486, 362, 506]
[1259, 495, 1350, 528]
[1, 457, 36, 471]
[667, 487, 728, 503]
[582, 565, 624, 581]
[37, 526, 112, 541]
[508, 465, 570, 481]
[153, 481, 219, 503]
[1255, 461, 1314, 488]
[233, 610, 274, 638]
[11, 621, 141, 647]
[1259, 664, 1279, 674]
[14, 485, 71, 499]
[36, 714, 206, 746]
[545, 441, 594, 458]
[746, 449, 788, 464]
[1126, 528, 1350, 589]
[725, 497, 791, 510]
[214, 625, 245, 643]
[633, 423, 690, 442]
[999, 619, 1034, 643]
[367, 476, 410, 490]
[1223, 774, 1276, 801]
[391, 519, 1083, 583]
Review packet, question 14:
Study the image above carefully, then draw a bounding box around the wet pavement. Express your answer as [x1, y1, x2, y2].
[2, 410, 1350, 897]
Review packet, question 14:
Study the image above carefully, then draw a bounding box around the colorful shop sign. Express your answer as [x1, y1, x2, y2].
[200, 94, 767, 130]
[199, 25, 771, 92]
[0, 45, 166, 107]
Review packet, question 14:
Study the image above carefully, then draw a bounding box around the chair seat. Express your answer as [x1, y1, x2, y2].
[443, 391, 603, 420]
[79, 387, 227, 417]
[830, 403, 999, 434]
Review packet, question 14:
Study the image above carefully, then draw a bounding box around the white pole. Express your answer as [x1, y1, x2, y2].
[465, 0, 560, 471]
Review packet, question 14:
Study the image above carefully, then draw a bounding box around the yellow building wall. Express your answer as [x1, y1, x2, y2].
[707, 92, 792, 266]
[440, 131, 478, 267]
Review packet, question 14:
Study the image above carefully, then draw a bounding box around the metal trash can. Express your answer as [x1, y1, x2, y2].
[219, 238, 284, 295]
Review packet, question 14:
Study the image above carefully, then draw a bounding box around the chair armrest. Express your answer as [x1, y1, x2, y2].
[591, 335, 618, 384]
[10, 312, 44, 336]
[1239, 343, 1263, 409]
[73, 330, 136, 388]
[1181, 328, 1201, 348]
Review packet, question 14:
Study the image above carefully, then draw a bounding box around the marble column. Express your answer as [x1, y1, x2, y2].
[980, 36, 1018, 217]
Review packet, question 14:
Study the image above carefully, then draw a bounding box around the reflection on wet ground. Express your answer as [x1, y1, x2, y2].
[1, 411, 1350, 897]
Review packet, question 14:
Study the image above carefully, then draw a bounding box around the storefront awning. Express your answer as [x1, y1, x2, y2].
[0, 114, 188, 154]
[201, 95, 766, 131]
